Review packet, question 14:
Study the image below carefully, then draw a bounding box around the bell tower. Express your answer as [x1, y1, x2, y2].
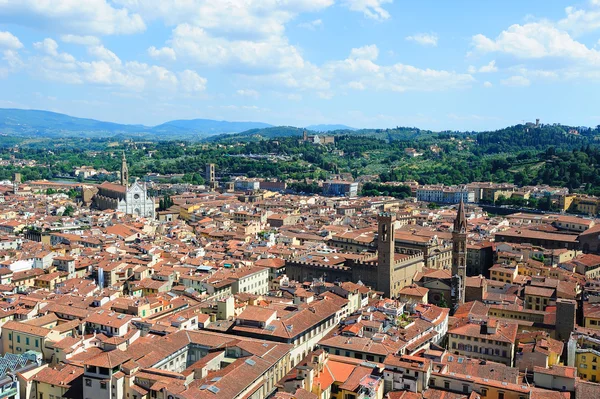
[377, 212, 396, 298]
[451, 198, 467, 311]
[121, 151, 129, 187]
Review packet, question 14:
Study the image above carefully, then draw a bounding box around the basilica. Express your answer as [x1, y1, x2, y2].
[93, 152, 156, 219]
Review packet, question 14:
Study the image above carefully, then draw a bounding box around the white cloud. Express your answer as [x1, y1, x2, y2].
[471, 22, 600, 63]
[0, 0, 145, 35]
[60, 35, 100, 46]
[558, 5, 600, 35]
[35, 38, 58, 56]
[479, 60, 498, 73]
[483, 81, 493, 88]
[148, 46, 177, 61]
[501, 75, 531, 87]
[88, 45, 121, 66]
[349, 45, 379, 61]
[0, 31, 23, 50]
[298, 19, 323, 30]
[167, 24, 305, 73]
[342, 0, 393, 20]
[30, 37, 206, 94]
[406, 33, 438, 47]
[2, 50, 23, 69]
[123, 0, 396, 99]
[114, 0, 332, 39]
[468, 60, 498, 74]
[179, 69, 207, 92]
[236, 89, 260, 98]
[324, 45, 474, 93]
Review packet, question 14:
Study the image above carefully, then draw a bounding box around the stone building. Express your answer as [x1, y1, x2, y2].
[93, 153, 155, 219]
[451, 199, 467, 311]
[286, 212, 424, 298]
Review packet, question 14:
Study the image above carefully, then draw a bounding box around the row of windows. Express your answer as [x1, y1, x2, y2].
[450, 335, 509, 346]
[7, 333, 39, 347]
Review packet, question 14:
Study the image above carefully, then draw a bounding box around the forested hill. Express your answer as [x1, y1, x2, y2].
[475, 124, 597, 154]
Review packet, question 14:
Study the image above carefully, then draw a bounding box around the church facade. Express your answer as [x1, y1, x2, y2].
[93, 153, 156, 219]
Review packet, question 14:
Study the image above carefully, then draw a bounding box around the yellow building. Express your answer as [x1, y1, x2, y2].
[576, 350, 600, 382]
[577, 198, 600, 216]
[178, 203, 201, 221]
[32, 364, 84, 399]
[583, 302, 600, 330]
[490, 265, 518, 284]
[559, 194, 576, 212]
[448, 319, 518, 366]
[2, 321, 62, 360]
[524, 286, 555, 311]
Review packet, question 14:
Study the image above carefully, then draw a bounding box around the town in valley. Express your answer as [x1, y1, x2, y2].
[0, 137, 597, 399]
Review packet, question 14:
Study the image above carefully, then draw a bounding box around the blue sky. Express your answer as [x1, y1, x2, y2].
[0, 0, 599, 130]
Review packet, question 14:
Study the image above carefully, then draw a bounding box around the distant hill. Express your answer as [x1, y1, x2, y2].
[0, 108, 273, 139]
[206, 126, 309, 142]
[0, 108, 147, 136]
[152, 119, 272, 135]
[306, 124, 356, 132]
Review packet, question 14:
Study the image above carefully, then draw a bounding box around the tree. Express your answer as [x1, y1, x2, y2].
[159, 195, 174, 211]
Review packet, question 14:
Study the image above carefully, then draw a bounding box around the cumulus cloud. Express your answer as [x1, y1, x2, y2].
[406, 33, 438, 47]
[30, 37, 206, 94]
[342, 0, 393, 20]
[349, 45, 379, 61]
[88, 45, 121, 66]
[0, 31, 23, 50]
[323, 45, 474, 93]
[179, 69, 207, 92]
[148, 46, 177, 61]
[472, 22, 600, 63]
[0, 0, 145, 35]
[468, 60, 498, 74]
[558, 5, 600, 35]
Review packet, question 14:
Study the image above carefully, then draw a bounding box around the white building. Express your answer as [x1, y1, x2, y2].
[416, 185, 474, 204]
[93, 153, 155, 219]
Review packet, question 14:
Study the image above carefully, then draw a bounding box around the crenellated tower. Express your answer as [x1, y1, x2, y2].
[451, 198, 467, 311]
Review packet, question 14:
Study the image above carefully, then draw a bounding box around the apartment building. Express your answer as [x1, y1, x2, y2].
[447, 319, 518, 366]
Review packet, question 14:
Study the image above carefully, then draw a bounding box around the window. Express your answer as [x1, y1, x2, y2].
[85, 379, 92, 387]
[444, 381, 450, 389]
[7, 333, 11, 340]
[36, 339, 39, 348]
[26, 337, 29, 345]
[16, 335, 20, 343]
[100, 382, 107, 390]
[481, 388, 487, 397]
[463, 385, 469, 393]
[499, 392, 505, 399]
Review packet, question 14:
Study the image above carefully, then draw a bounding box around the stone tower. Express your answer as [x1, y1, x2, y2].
[121, 151, 129, 186]
[555, 299, 576, 342]
[451, 198, 467, 310]
[377, 212, 396, 298]
[206, 163, 215, 184]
